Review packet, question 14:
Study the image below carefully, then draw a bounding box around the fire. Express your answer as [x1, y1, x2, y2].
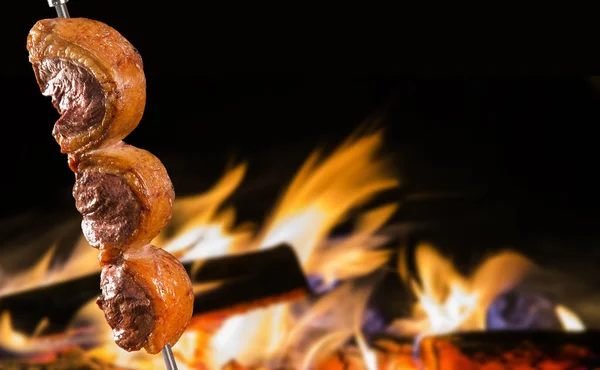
[207, 131, 397, 369]
[0, 129, 399, 369]
[556, 305, 585, 332]
[256, 132, 398, 265]
[0, 128, 590, 370]
[0, 311, 34, 351]
[390, 243, 586, 338]
[296, 283, 378, 370]
[156, 162, 254, 260]
[0, 240, 98, 298]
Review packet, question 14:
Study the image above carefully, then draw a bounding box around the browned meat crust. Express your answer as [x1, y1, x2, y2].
[27, 17, 193, 355]
[27, 18, 146, 155]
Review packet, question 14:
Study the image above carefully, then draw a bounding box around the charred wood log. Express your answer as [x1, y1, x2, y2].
[0, 244, 308, 335]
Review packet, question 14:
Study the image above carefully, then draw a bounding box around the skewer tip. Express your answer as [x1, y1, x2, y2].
[162, 344, 179, 370]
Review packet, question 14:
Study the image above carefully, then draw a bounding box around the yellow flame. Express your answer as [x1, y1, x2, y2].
[257, 131, 398, 266]
[209, 305, 291, 368]
[417, 282, 479, 336]
[0, 311, 30, 350]
[390, 243, 538, 337]
[0, 245, 57, 297]
[309, 204, 397, 287]
[208, 131, 398, 368]
[156, 163, 254, 262]
[556, 305, 585, 332]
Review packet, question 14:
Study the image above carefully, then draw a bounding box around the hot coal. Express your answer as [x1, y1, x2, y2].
[418, 331, 600, 369]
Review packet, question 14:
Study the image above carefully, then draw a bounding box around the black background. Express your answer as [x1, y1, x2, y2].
[1, 1, 600, 324]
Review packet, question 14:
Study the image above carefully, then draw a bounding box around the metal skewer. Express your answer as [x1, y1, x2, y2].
[162, 344, 179, 370]
[47, 0, 70, 18]
[42, 1, 180, 369]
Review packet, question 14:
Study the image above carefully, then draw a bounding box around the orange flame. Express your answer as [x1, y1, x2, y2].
[257, 132, 398, 266]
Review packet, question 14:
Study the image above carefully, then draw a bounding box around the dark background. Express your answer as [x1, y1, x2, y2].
[1, 1, 600, 324]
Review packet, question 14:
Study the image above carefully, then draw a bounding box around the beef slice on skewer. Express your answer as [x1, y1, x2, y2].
[27, 17, 194, 354]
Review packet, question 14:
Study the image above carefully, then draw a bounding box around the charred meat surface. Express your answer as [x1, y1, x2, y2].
[73, 171, 142, 248]
[33, 58, 106, 137]
[98, 264, 155, 352]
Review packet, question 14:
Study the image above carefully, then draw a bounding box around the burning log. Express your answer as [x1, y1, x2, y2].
[0, 244, 308, 335]
[417, 331, 600, 370]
